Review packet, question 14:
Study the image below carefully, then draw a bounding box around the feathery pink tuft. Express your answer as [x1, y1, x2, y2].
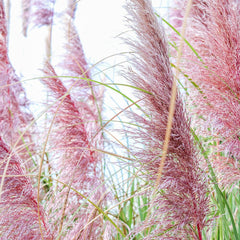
[31, 0, 55, 27]
[0, 0, 35, 169]
[172, 0, 240, 186]
[0, 137, 52, 239]
[21, 0, 32, 36]
[0, 1, 8, 65]
[124, 0, 209, 238]
[41, 62, 105, 238]
[62, 19, 91, 85]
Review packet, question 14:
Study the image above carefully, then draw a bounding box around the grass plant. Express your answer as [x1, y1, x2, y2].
[0, 0, 239, 239]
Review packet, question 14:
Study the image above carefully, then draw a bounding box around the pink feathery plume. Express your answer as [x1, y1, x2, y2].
[0, 0, 35, 169]
[31, 0, 55, 27]
[172, 0, 240, 186]
[42, 63, 96, 168]
[40, 3, 105, 237]
[64, 24, 90, 80]
[0, 137, 52, 239]
[21, 0, 32, 36]
[55, 5, 104, 148]
[0, 0, 7, 59]
[61, 1, 104, 151]
[62, 15, 91, 88]
[55, 4, 105, 236]
[171, 0, 208, 31]
[124, 0, 209, 238]
[41, 63, 104, 238]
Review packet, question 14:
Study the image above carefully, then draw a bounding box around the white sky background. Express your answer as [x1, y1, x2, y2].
[5, 0, 172, 117]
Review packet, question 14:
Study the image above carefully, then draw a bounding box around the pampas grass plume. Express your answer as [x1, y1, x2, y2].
[124, 0, 209, 238]
[173, 0, 240, 186]
[0, 137, 52, 239]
